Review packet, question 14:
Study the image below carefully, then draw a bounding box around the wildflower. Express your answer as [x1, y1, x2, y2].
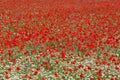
[16, 66, 21, 71]
[80, 73, 84, 78]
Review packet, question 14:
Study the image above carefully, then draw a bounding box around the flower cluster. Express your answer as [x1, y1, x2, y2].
[0, 0, 120, 80]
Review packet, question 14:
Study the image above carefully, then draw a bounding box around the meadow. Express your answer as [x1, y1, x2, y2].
[0, 0, 120, 80]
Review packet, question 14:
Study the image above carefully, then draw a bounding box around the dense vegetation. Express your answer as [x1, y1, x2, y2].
[0, 0, 120, 80]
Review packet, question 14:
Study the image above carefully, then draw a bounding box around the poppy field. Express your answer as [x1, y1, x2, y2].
[0, 0, 120, 80]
